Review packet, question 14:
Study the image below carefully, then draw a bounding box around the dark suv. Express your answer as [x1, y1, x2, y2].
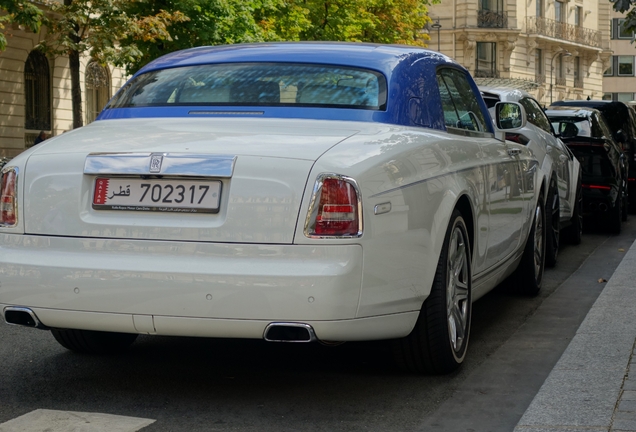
[546, 106, 627, 233]
[550, 100, 636, 210]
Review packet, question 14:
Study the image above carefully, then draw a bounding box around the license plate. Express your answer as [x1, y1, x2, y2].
[93, 177, 222, 213]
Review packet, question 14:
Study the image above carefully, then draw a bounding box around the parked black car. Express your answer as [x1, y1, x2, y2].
[546, 106, 626, 233]
[550, 100, 636, 210]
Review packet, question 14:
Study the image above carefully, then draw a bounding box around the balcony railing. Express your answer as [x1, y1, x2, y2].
[526, 16, 601, 48]
[474, 69, 500, 78]
[535, 73, 546, 84]
[574, 78, 584, 88]
[478, 10, 508, 28]
[555, 77, 567, 86]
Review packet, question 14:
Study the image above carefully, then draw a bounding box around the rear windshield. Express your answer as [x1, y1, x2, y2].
[569, 146, 617, 178]
[106, 63, 387, 110]
[550, 118, 595, 138]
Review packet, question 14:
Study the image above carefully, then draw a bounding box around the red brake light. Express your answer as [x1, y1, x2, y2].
[305, 175, 361, 237]
[0, 168, 17, 226]
[582, 183, 611, 191]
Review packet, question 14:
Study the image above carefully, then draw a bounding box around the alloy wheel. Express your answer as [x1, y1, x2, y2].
[446, 225, 470, 353]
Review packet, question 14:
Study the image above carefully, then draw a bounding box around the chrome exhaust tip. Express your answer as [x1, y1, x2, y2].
[3, 307, 47, 329]
[263, 322, 317, 343]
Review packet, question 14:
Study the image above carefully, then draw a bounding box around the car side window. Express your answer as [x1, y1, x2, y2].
[519, 97, 552, 134]
[437, 68, 487, 132]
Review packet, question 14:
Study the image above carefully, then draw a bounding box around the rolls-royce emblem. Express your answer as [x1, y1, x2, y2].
[149, 155, 163, 173]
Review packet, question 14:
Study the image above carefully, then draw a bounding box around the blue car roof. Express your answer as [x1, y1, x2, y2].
[135, 42, 458, 78]
[98, 42, 489, 132]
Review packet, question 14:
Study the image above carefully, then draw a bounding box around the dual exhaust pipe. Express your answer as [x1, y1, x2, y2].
[588, 202, 609, 212]
[3, 307, 318, 343]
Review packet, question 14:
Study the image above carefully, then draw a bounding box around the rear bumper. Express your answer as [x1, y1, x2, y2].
[581, 186, 619, 216]
[0, 234, 419, 341]
[1, 304, 419, 341]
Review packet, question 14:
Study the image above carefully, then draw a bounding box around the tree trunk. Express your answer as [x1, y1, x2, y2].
[65, 0, 83, 129]
[69, 48, 82, 129]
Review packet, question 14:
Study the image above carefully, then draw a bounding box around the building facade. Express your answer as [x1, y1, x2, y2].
[428, 0, 612, 105]
[603, 9, 636, 102]
[0, 23, 126, 157]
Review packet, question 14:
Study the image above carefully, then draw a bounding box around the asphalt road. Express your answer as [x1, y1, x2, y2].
[1, 220, 634, 432]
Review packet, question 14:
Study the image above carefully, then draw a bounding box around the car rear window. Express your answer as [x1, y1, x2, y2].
[549, 117, 603, 138]
[106, 63, 387, 110]
[569, 145, 617, 178]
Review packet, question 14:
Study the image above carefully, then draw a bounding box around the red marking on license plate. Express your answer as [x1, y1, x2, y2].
[94, 178, 110, 204]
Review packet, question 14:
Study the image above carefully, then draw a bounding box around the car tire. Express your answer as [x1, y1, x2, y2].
[393, 209, 471, 374]
[545, 182, 560, 268]
[512, 193, 545, 296]
[608, 189, 622, 235]
[564, 181, 582, 245]
[51, 329, 138, 354]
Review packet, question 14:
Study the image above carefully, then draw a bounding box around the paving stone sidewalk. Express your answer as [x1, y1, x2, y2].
[515, 241, 636, 432]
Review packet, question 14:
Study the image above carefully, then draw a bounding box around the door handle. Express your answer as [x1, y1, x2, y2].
[508, 148, 522, 157]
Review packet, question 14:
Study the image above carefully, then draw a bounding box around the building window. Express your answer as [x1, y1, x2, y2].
[612, 18, 635, 39]
[555, 1, 564, 22]
[618, 56, 634, 76]
[617, 93, 635, 103]
[24, 50, 51, 131]
[603, 93, 613, 101]
[535, 49, 545, 83]
[475, 42, 497, 77]
[574, 6, 583, 27]
[478, 0, 507, 27]
[574, 57, 583, 88]
[555, 55, 566, 85]
[554, 1, 565, 39]
[477, 0, 508, 28]
[536, 0, 543, 17]
[85, 62, 111, 124]
[619, 18, 634, 39]
[480, 0, 503, 11]
[605, 60, 614, 76]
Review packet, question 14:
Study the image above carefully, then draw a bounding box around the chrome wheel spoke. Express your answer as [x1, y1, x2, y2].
[533, 206, 544, 276]
[447, 225, 469, 353]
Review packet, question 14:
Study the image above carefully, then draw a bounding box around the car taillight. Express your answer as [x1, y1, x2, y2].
[0, 167, 17, 226]
[305, 174, 362, 238]
[505, 133, 529, 145]
[582, 183, 611, 191]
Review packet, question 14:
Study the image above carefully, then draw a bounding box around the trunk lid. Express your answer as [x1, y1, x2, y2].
[23, 118, 360, 243]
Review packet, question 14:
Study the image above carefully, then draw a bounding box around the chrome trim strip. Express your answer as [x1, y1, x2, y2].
[84, 153, 237, 178]
[303, 173, 364, 239]
[263, 322, 317, 343]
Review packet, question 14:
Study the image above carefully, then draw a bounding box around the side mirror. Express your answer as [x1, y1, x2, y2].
[494, 102, 527, 131]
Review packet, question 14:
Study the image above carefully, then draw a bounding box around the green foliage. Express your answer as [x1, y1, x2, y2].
[259, 0, 433, 46]
[0, 0, 44, 51]
[116, 0, 273, 74]
[38, 0, 190, 71]
[1, 0, 434, 73]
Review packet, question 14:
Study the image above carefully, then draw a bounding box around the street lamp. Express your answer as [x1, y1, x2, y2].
[550, 49, 572, 104]
[431, 19, 442, 52]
